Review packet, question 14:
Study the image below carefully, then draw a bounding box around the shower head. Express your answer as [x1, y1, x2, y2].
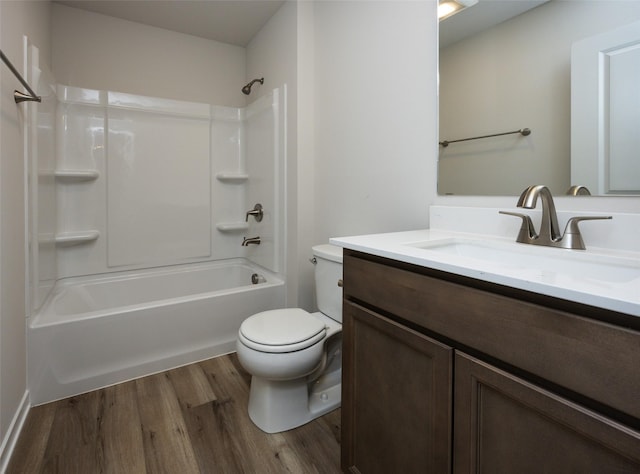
[242, 77, 264, 95]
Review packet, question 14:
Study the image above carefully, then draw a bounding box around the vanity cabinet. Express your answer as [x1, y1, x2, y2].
[341, 250, 640, 473]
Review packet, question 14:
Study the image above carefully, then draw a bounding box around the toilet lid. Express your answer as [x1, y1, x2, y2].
[240, 308, 326, 348]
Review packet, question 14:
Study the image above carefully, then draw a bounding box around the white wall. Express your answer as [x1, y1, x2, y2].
[296, 2, 316, 311]
[52, 3, 246, 107]
[313, 1, 437, 243]
[0, 0, 50, 464]
[247, 1, 438, 312]
[246, 1, 307, 308]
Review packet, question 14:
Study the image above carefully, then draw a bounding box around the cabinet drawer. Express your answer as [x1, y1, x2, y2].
[344, 252, 640, 421]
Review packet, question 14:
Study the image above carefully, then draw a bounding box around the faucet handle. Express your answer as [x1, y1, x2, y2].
[245, 203, 264, 222]
[561, 215, 612, 250]
[566, 185, 591, 196]
[500, 211, 537, 243]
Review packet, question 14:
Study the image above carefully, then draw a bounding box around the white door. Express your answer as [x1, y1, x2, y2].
[571, 20, 640, 195]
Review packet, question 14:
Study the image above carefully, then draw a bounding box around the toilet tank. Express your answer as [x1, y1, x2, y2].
[312, 244, 343, 323]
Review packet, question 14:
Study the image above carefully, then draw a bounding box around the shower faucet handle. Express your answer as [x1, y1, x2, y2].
[245, 203, 264, 222]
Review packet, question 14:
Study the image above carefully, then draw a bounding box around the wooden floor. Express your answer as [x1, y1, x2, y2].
[7, 353, 342, 474]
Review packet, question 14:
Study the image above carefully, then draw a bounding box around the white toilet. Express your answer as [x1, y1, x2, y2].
[236, 244, 343, 433]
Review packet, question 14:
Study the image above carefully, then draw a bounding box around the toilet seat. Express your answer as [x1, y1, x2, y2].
[239, 308, 327, 353]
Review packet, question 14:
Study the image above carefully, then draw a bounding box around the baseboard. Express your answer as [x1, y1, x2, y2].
[0, 391, 30, 474]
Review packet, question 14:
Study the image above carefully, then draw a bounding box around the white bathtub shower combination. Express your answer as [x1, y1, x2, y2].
[29, 260, 284, 405]
[27, 80, 287, 405]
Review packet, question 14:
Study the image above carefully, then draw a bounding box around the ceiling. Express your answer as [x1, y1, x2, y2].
[55, 0, 547, 50]
[440, 0, 549, 48]
[54, 0, 286, 47]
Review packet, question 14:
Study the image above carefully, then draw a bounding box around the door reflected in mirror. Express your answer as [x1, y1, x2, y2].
[438, 0, 640, 196]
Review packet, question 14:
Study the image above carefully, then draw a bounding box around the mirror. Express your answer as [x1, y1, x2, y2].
[438, 0, 640, 196]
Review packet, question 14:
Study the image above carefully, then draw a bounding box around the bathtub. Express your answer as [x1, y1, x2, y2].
[28, 259, 285, 405]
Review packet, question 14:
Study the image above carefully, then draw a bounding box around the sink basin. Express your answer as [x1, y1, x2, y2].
[404, 238, 640, 284]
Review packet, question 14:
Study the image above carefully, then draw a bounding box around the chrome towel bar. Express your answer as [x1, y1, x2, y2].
[439, 127, 531, 148]
[0, 49, 41, 103]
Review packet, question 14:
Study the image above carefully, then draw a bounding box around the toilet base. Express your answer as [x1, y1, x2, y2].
[247, 367, 341, 433]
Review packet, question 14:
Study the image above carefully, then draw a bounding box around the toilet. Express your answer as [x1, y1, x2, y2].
[236, 244, 343, 433]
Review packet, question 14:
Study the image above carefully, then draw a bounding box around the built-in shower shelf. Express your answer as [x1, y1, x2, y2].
[54, 169, 100, 182]
[216, 222, 250, 232]
[216, 172, 249, 183]
[55, 230, 100, 246]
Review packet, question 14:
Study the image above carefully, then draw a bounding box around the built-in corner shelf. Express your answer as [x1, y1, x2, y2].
[54, 169, 100, 182]
[216, 222, 249, 233]
[216, 172, 249, 184]
[54, 230, 99, 247]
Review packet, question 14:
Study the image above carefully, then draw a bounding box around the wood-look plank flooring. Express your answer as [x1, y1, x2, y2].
[7, 353, 341, 474]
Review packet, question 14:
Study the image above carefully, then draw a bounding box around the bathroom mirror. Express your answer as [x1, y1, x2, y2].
[438, 0, 640, 196]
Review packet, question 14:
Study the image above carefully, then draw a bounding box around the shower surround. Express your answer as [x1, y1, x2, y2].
[28, 82, 286, 404]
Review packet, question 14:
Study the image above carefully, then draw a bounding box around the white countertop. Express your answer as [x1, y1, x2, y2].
[331, 229, 640, 317]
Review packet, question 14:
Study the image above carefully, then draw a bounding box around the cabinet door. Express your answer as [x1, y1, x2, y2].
[342, 302, 453, 474]
[454, 352, 640, 473]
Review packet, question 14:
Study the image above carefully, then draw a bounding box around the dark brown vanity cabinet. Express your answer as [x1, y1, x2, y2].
[341, 250, 640, 474]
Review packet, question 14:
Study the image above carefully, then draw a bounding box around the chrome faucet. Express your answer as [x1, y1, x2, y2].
[242, 236, 261, 246]
[500, 185, 611, 250]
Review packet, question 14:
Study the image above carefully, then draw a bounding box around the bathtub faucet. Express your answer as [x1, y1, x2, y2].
[242, 236, 261, 246]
